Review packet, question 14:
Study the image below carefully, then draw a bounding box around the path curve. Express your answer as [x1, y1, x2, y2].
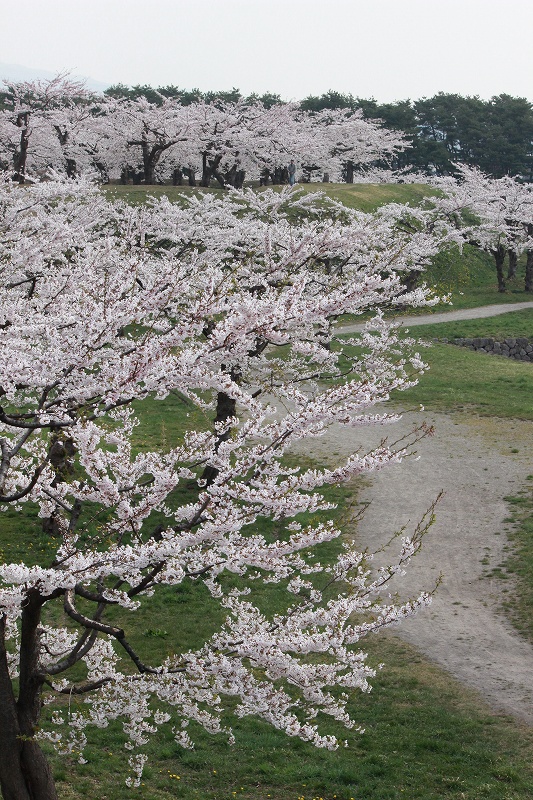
[295, 300, 533, 723]
[337, 300, 533, 335]
[298, 412, 533, 724]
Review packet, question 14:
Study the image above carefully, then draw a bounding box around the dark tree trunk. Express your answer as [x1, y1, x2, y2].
[13, 112, 30, 184]
[0, 597, 59, 800]
[507, 249, 518, 279]
[41, 434, 75, 537]
[202, 153, 225, 188]
[201, 362, 241, 485]
[65, 158, 77, 179]
[492, 244, 507, 292]
[525, 225, 533, 292]
[142, 140, 155, 185]
[345, 160, 354, 184]
[92, 161, 109, 184]
[225, 164, 238, 187]
[172, 167, 183, 185]
[201, 388, 237, 486]
[201, 152, 209, 187]
[525, 249, 533, 292]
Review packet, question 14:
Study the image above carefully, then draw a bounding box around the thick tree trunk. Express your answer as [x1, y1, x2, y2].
[345, 160, 354, 184]
[201, 152, 210, 187]
[525, 248, 533, 292]
[65, 158, 77, 179]
[492, 244, 506, 292]
[140, 138, 160, 185]
[13, 113, 30, 184]
[143, 148, 154, 186]
[0, 599, 59, 800]
[201, 388, 237, 486]
[507, 249, 518, 279]
[202, 154, 225, 189]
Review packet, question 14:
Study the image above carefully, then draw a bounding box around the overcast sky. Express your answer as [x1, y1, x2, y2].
[1, 0, 531, 102]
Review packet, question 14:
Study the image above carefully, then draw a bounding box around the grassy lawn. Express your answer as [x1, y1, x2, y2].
[102, 181, 433, 213]
[49, 634, 533, 800]
[401, 308, 533, 342]
[334, 327, 533, 421]
[489, 486, 533, 647]
[391, 310, 533, 420]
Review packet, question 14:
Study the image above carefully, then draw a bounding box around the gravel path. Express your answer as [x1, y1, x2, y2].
[300, 411, 533, 724]
[299, 300, 533, 724]
[337, 300, 533, 335]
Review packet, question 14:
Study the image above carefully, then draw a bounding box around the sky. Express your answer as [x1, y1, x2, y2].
[1, 0, 532, 102]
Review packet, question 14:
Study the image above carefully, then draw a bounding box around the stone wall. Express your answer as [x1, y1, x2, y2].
[437, 336, 533, 361]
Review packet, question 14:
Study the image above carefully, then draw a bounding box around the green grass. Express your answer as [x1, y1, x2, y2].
[332, 334, 533, 420]
[103, 184, 224, 205]
[403, 345, 533, 419]
[47, 634, 533, 800]
[102, 181, 434, 213]
[294, 181, 435, 212]
[487, 486, 533, 646]
[401, 309, 533, 342]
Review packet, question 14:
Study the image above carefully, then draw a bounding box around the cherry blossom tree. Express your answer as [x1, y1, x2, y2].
[428, 166, 533, 292]
[0, 80, 407, 187]
[0, 175, 450, 800]
[0, 74, 95, 182]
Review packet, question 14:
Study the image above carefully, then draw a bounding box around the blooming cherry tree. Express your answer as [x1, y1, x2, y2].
[0, 176, 448, 800]
[428, 165, 533, 291]
[0, 74, 96, 182]
[1, 79, 408, 186]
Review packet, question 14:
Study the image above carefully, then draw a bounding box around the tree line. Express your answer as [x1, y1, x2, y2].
[105, 84, 533, 181]
[1, 76, 532, 186]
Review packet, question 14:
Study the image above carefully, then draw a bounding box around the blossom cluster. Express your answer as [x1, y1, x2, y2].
[0, 174, 451, 787]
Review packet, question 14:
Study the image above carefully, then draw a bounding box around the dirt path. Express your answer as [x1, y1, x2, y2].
[295, 303, 533, 724]
[337, 300, 533, 335]
[300, 411, 533, 724]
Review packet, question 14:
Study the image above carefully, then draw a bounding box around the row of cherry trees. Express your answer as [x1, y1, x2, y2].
[0, 75, 407, 186]
[422, 165, 533, 292]
[0, 168, 469, 799]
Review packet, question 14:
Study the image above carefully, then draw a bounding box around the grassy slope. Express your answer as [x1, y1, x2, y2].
[102, 182, 432, 212]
